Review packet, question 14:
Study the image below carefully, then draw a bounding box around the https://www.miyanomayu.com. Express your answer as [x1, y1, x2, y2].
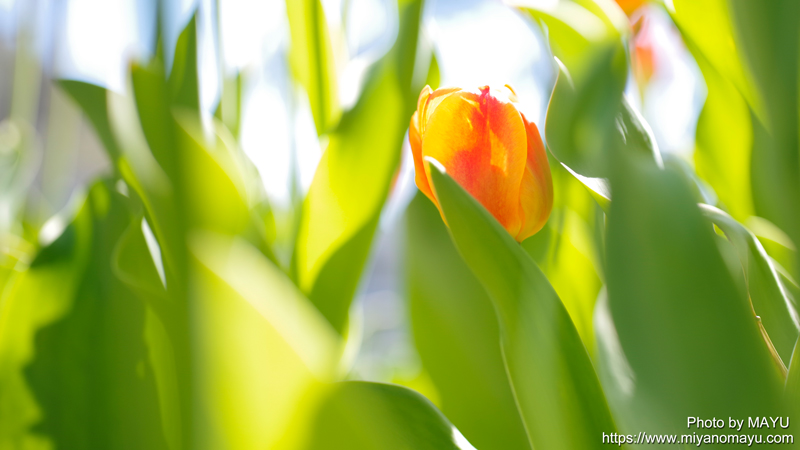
[602, 416, 793, 446]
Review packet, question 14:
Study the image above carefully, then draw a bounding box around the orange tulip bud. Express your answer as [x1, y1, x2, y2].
[409, 85, 553, 242]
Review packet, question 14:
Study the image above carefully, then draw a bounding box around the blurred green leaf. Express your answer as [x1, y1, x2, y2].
[169, 13, 200, 112]
[671, 2, 754, 220]
[189, 232, 340, 449]
[406, 193, 530, 450]
[728, 0, 800, 270]
[700, 204, 799, 367]
[748, 216, 799, 282]
[428, 162, 616, 450]
[602, 151, 785, 436]
[298, 381, 475, 450]
[285, 0, 340, 135]
[0, 217, 88, 450]
[522, 161, 606, 354]
[58, 80, 121, 161]
[294, 0, 427, 333]
[544, 48, 627, 179]
[670, 0, 756, 109]
[6, 181, 168, 449]
[216, 72, 244, 139]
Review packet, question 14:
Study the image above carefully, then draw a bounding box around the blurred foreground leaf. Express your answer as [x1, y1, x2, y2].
[670, 0, 755, 220]
[297, 381, 475, 450]
[1, 181, 168, 449]
[406, 193, 530, 450]
[428, 161, 615, 450]
[728, 0, 800, 270]
[190, 232, 340, 449]
[601, 151, 785, 437]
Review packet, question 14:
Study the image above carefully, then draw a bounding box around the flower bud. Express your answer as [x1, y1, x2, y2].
[410, 85, 553, 242]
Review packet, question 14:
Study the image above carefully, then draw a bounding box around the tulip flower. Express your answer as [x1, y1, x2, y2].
[410, 85, 553, 242]
[615, 0, 646, 16]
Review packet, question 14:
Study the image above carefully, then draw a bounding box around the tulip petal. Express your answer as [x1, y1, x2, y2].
[422, 87, 527, 237]
[420, 87, 461, 136]
[409, 111, 434, 201]
[516, 114, 553, 241]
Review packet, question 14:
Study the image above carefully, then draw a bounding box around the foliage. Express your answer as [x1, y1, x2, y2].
[1, 0, 799, 448]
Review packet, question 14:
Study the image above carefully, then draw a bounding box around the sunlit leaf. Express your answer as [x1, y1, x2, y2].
[671, 1, 754, 221]
[296, 381, 476, 450]
[285, 0, 340, 135]
[406, 193, 530, 450]
[428, 161, 616, 450]
[0, 216, 88, 450]
[189, 232, 340, 449]
[2, 181, 169, 449]
[169, 13, 200, 112]
[294, 0, 427, 333]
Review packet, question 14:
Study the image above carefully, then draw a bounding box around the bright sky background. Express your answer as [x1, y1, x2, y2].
[2, 0, 705, 210]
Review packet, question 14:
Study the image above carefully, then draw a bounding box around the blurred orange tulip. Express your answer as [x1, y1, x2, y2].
[409, 85, 553, 242]
[615, 0, 646, 16]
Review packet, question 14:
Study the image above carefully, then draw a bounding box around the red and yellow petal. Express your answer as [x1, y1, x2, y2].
[421, 86, 528, 237]
[409, 110, 434, 201]
[515, 114, 553, 241]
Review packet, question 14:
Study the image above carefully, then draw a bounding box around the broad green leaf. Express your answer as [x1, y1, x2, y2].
[428, 161, 616, 450]
[0, 216, 89, 450]
[523, 161, 606, 354]
[58, 80, 121, 161]
[544, 48, 627, 179]
[728, 0, 800, 270]
[406, 193, 530, 450]
[603, 151, 785, 436]
[670, 0, 755, 221]
[518, 1, 622, 72]
[169, 13, 200, 111]
[189, 232, 340, 449]
[8, 181, 168, 449]
[297, 381, 476, 450]
[701, 204, 799, 367]
[295, 0, 427, 333]
[285, 0, 340, 135]
[670, 0, 756, 109]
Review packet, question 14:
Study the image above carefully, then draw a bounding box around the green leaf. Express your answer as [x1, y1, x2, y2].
[6, 181, 169, 449]
[294, 0, 427, 333]
[58, 80, 121, 161]
[670, 0, 756, 109]
[700, 204, 799, 367]
[285, 0, 340, 135]
[602, 151, 785, 435]
[522, 160, 606, 353]
[427, 161, 616, 450]
[406, 193, 530, 450]
[169, 13, 200, 111]
[216, 72, 244, 139]
[298, 381, 475, 450]
[189, 231, 340, 449]
[728, 0, 800, 270]
[0, 217, 88, 449]
[544, 48, 627, 179]
[670, 0, 755, 221]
